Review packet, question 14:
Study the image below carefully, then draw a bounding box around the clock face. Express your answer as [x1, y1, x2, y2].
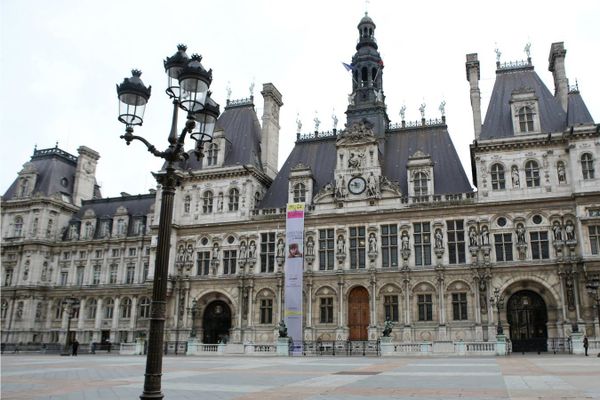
[348, 176, 366, 194]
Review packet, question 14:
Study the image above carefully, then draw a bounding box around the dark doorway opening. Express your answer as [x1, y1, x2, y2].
[202, 300, 231, 344]
[507, 290, 548, 352]
[348, 286, 370, 341]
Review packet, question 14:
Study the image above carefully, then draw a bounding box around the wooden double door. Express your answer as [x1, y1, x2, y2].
[348, 286, 370, 341]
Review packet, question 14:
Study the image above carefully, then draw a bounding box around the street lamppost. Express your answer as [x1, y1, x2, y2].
[187, 299, 199, 338]
[116, 44, 220, 400]
[586, 276, 600, 337]
[489, 287, 505, 335]
[61, 297, 80, 355]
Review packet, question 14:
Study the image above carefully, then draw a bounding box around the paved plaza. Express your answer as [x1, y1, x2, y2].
[1, 354, 600, 399]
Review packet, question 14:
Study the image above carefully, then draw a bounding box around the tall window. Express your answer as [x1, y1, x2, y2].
[417, 294, 433, 321]
[452, 293, 468, 320]
[92, 265, 101, 285]
[293, 183, 306, 203]
[318, 229, 335, 270]
[228, 188, 239, 211]
[447, 220, 465, 264]
[60, 271, 68, 286]
[87, 299, 97, 319]
[1, 299, 8, 319]
[13, 216, 23, 237]
[414, 222, 431, 266]
[384, 295, 399, 322]
[223, 250, 237, 275]
[494, 233, 513, 262]
[3, 268, 13, 287]
[260, 232, 276, 273]
[104, 299, 114, 319]
[184, 195, 191, 213]
[206, 143, 218, 166]
[581, 153, 595, 179]
[530, 231, 549, 259]
[202, 191, 213, 213]
[589, 226, 600, 255]
[196, 251, 211, 275]
[491, 164, 505, 190]
[126, 264, 135, 284]
[525, 160, 540, 187]
[117, 219, 126, 235]
[349, 226, 366, 269]
[46, 218, 54, 238]
[413, 172, 428, 196]
[121, 298, 132, 318]
[259, 299, 273, 324]
[142, 262, 149, 281]
[76, 266, 85, 286]
[518, 106, 534, 132]
[109, 264, 118, 284]
[139, 297, 151, 318]
[381, 225, 398, 268]
[319, 297, 334, 323]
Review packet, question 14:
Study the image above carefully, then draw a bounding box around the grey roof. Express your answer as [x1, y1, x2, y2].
[567, 90, 595, 126]
[259, 125, 473, 208]
[75, 194, 154, 220]
[480, 67, 567, 139]
[3, 147, 78, 200]
[173, 100, 263, 171]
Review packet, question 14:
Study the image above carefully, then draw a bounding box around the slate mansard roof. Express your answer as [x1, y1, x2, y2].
[74, 194, 155, 221]
[259, 124, 473, 209]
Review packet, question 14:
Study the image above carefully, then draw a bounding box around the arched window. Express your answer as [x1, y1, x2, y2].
[293, 182, 306, 203]
[13, 216, 23, 237]
[518, 106, 534, 132]
[87, 299, 97, 319]
[491, 164, 505, 190]
[413, 172, 428, 196]
[581, 153, 595, 179]
[228, 188, 239, 211]
[120, 297, 132, 318]
[184, 195, 191, 213]
[202, 191, 213, 214]
[104, 298, 114, 319]
[525, 160, 540, 187]
[206, 143, 218, 166]
[139, 297, 151, 318]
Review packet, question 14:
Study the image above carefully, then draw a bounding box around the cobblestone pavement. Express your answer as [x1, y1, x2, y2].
[2, 354, 599, 399]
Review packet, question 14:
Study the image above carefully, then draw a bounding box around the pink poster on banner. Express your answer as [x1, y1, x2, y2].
[285, 203, 304, 355]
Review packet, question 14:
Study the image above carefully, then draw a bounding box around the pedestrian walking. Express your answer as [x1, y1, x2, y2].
[72, 339, 79, 356]
[583, 336, 588, 356]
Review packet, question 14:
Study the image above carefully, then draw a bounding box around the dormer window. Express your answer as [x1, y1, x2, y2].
[228, 188, 239, 211]
[525, 160, 540, 187]
[491, 163, 506, 190]
[202, 191, 213, 214]
[116, 219, 126, 235]
[518, 106, 534, 132]
[293, 183, 306, 203]
[413, 172, 429, 196]
[206, 143, 218, 166]
[581, 153, 595, 179]
[19, 178, 30, 197]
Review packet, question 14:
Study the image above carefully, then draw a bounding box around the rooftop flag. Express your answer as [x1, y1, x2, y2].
[342, 62, 353, 72]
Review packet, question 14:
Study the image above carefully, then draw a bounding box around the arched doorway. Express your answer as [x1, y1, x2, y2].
[348, 286, 369, 341]
[507, 290, 548, 352]
[202, 300, 231, 344]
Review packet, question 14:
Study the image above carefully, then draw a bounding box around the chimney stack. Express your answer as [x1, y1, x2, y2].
[465, 53, 482, 140]
[260, 83, 283, 179]
[548, 42, 568, 112]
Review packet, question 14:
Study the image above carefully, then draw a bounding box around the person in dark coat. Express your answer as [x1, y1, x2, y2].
[583, 336, 589, 356]
[72, 339, 79, 356]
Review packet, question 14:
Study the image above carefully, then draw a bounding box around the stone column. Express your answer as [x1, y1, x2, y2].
[112, 297, 120, 330]
[558, 271, 568, 323]
[247, 284, 254, 327]
[277, 276, 283, 323]
[77, 298, 86, 330]
[130, 296, 138, 330]
[306, 280, 313, 327]
[337, 280, 344, 327]
[94, 298, 103, 330]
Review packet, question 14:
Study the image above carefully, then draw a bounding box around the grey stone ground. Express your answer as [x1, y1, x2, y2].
[2, 353, 599, 399]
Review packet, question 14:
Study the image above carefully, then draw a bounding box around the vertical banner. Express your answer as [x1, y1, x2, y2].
[285, 202, 305, 355]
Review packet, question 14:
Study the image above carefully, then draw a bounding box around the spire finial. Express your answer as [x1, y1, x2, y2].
[249, 79, 255, 98]
[365, 0, 370, 14]
[55, 141, 59, 149]
[331, 108, 338, 131]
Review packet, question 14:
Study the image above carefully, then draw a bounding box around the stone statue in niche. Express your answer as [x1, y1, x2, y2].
[480, 226, 490, 246]
[277, 239, 285, 258]
[23, 261, 30, 281]
[557, 161, 567, 183]
[248, 241, 256, 259]
[566, 274, 575, 310]
[217, 193, 224, 212]
[565, 220, 576, 241]
[337, 235, 345, 254]
[552, 221, 563, 241]
[368, 233, 377, 253]
[239, 241, 247, 260]
[212, 243, 220, 260]
[516, 223, 526, 244]
[366, 172, 380, 198]
[401, 232, 410, 250]
[41, 263, 48, 282]
[335, 175, 347, 199]
[177, 245, 186, 263]
[347, 152, 364, 169]
[434, 229, 443, 249]
[306, 237, 315, 256]
[511, 166, 520, 187]
[186, 244, 194, 263]
[479, 279, 488, 312]
[469, 227, 478, 247]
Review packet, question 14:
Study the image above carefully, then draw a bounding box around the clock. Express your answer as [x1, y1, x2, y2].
[348, 176, 366, 195]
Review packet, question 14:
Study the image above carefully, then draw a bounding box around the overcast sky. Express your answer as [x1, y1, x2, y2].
[1, 0, 598, 198]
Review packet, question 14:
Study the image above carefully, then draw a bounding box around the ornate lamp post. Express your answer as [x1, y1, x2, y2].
[61, 297, 80, 355]
[489, 287, 505, 335]
[187, 299, 199, 338]
[116, 44, 220, 400]
[586, 276, 600, 335]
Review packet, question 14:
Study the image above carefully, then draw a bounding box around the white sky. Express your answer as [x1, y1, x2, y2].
[1, 0, 598, 198]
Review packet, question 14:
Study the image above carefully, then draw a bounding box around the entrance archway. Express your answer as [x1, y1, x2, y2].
[348, 286, 369, 341]
[202, 300, 231, 344]
[507, 290, 548, 352]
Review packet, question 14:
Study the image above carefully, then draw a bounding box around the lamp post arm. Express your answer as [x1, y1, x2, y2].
[120, 129, 164, 158]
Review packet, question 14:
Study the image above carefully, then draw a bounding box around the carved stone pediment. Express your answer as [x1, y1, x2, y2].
[336, 120, 377, 146]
